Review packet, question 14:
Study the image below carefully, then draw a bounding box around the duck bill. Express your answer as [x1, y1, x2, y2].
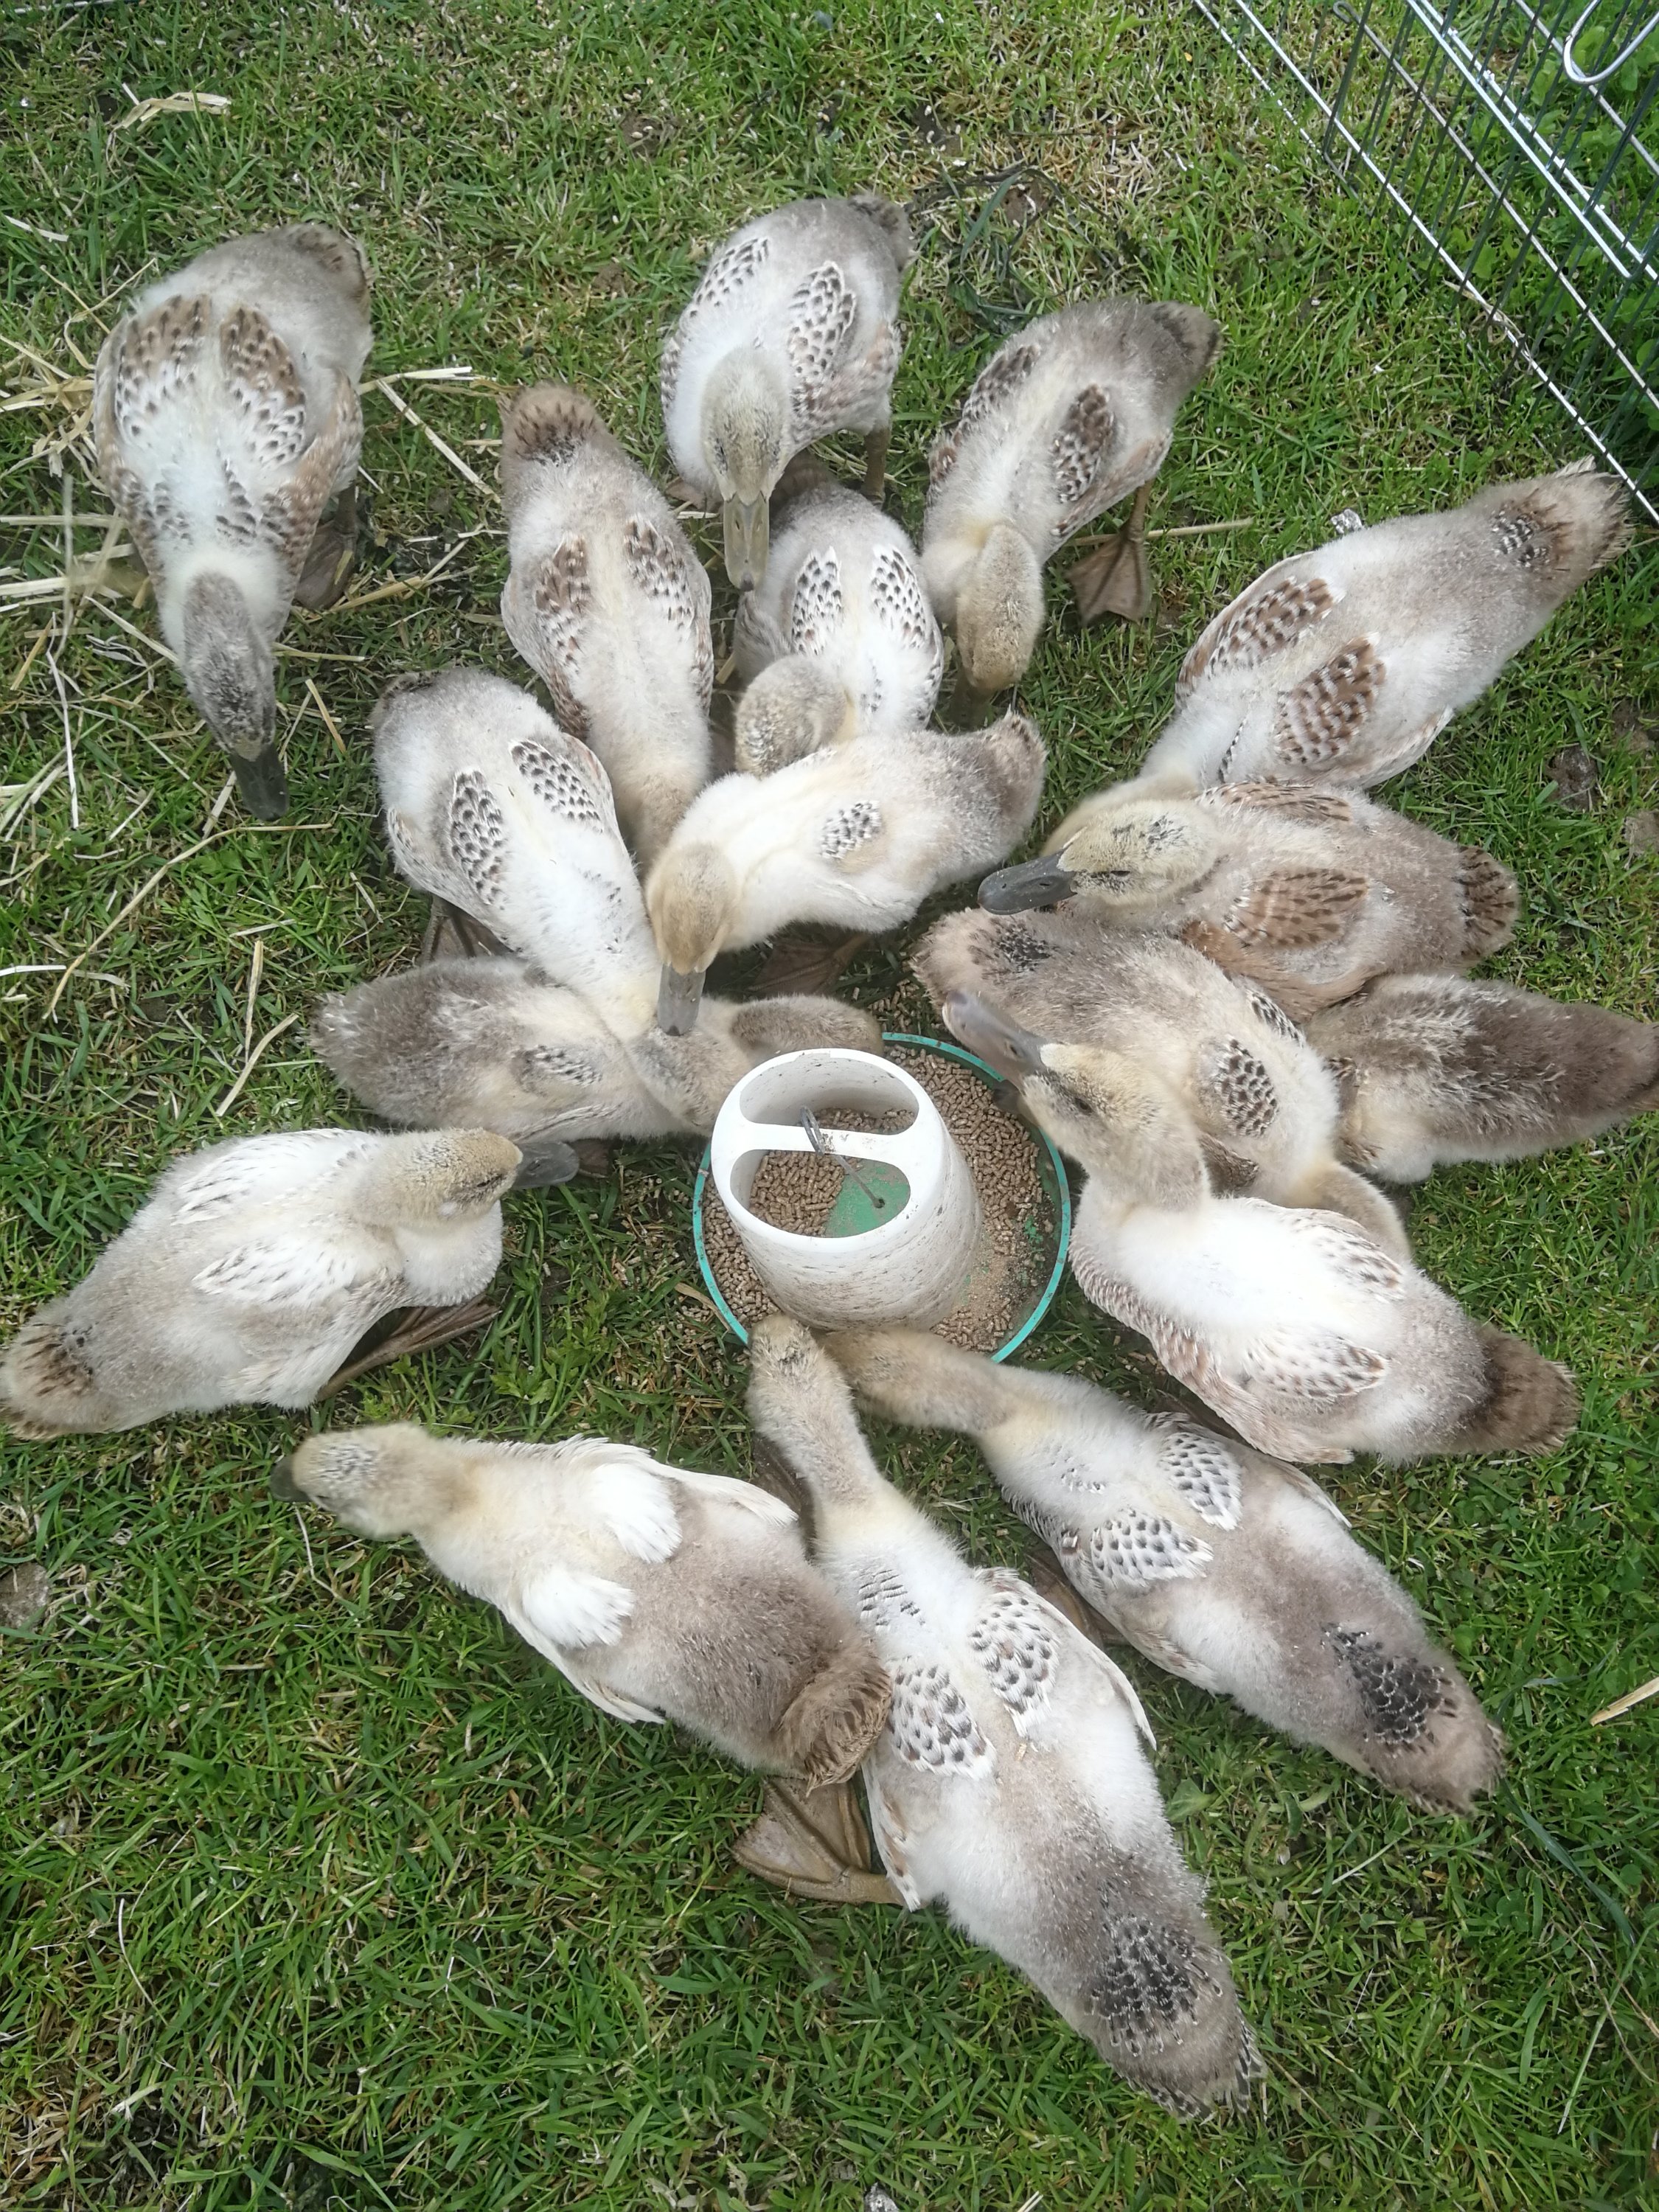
[510, 1138, 580, 1190]
[723, 495, 769, 590]
[941, 992, 1051, 1082]
[657, 961, 707, 1037]
[269, 1455, 303, 1502]
[226, 740, 289, 821]
[978, 855, 1077, 913]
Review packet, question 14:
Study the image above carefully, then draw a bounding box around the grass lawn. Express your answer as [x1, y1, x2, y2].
[2, 1, 1656, 2205]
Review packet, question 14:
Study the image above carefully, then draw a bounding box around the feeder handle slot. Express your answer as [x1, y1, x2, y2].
[714, 1116, 926, 1171]
[1560, 0, 1659, 84]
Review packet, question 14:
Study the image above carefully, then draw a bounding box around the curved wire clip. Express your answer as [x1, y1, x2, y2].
[1561, 0, 1659, 86]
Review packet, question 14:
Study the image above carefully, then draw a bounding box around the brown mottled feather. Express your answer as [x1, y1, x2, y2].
[1273, 638, 1385, 768]
[1226, 866, 1371, 949]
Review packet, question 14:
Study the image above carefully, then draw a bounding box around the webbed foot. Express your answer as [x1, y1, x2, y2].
[732, 1781, 903, 1905]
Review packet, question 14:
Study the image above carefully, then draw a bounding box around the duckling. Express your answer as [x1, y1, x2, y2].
[731, 480, 943, 772]
[274, 1422, 891, 1783]
[93, 223, 372, 818]
[981, 782, 1519, 1019]
[500, 383, 714, 864]
[914, 904, 1407, 1252]
[1131, 462, 1631, 796]
[921, 301, 1222, 710]
[943, 994, 1578, 1465]
[0, 1127, 521, 1436]
[826, 1329, 1503, 1811]
[312, 954, 882, 1143]
[745, 1315, 1260, 2115]
[1307, 975, 1659, 1181]
[661, 194, 914, 585]
[647, 714, 1046, 1033]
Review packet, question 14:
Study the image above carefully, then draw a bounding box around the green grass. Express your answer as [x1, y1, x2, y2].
[2, 2, 1657, 2205]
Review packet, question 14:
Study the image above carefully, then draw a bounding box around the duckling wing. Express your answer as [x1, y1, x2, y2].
[928, 340, 1041, 490]
[503, 535, 591, 737]
[1197, 782, 1356, 824]
[1219, 866, 1371, 951]
[785, 264, 861, 439]
[162, 1130, 378, 1222]
[625, 516, 714, 709]
[1048, 384, 1119, 539]
[885, 1654, 995, 1775]
[192, 1236, 397, 1310]
[967, 1568, 1061, 1741]
[658, 1465, 798, 1528]
[1175, 562, 1343, 700]
[661, 230, 773, 419]
[507, 1568, 662, 1722]
[94, 295, 212, 574]
[1146, 1415, 1245, 1528]
[867, 543, 944, 722]
[790, 546, 844, 655]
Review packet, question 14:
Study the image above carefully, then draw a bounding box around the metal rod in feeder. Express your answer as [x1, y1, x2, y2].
[799, 1109, 890, 1213]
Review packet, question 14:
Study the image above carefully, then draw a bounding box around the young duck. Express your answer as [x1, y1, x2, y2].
[93, 223, 372, 818]
[1130, 462, 1631, 796]
[981, 781, 1518, 1018]
[921, 300, 1222, 710]
[0, 1127, 521, 1436]
[1307, 974, 1659, 1181]
[745, 1316, 1260, 2116]
[500, 383, 714, 864]
[731, 479, 943, 772]
[661, 194, 914, 586]
[646, 714, 1046, 1033]
[944, 994, 1578, 1465]
[312, 953, 882, 1144]
[274, 1422, 891, 1784]
[826, 1329, 1503, 1811]
[914, 904, 1407, 1252]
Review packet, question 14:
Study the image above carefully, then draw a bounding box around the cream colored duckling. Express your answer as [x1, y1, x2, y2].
[313, 954, 880, 1143]
[922, 301, 1222, 709]
[1132, 462, 1631, 796]
[982, 782, 1518, 1018]
[827, 1329, 1503, 1812]
[647, 714, 1045, 1033]
[1307, 975, 1659, 1181]
[661, 194, 914, 585]
[94, 223, 372, 818]
[746, 1317, 1259, 2115]
[274, 1422, 891, 1784]
[914, 904, 1406, 1251]
[0, 1128, 521, 1437]
[731, 480, 942, 771]
[500, 383, 714, 863]
[945, 994, 1578, 1465]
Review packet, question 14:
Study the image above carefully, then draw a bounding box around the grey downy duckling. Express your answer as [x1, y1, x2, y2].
[745, 1315, 1261, 2117]
[827, 1328, 1504, 1812]
[274, 1422, 891, 1785]
[93, 223, 372, 817]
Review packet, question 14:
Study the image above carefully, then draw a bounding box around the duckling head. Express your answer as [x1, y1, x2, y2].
[179, 573, 283, 816]
[355, 1129, 523, 1226]
[734, 656, 853, 775]
[981, 796, 1214, 915]
[647, 843, 741, 1035]
[272, 1422, 456, 1540]
[943, 992, 1206, 1207]
[702, 349, 787, 588]
[953, 524, 1044, 709]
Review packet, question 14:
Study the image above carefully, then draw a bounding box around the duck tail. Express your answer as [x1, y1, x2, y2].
[849, 192, 915, 272]
[498, 382, 606, 474]
[1447, 1327, 1579, 1455]
[1510, 462, 1634, 582]
[776, 1641, 893, 1787]
[1456, 846, 1520, 957]
[0, 1309, 104, 1439]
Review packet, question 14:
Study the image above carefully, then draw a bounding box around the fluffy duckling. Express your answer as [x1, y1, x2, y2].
[921, 301, 1222, 709]
[945, 994, 1578, 1465]
[0, 1128, 521, 1436]
[313, 953, 881, 1142]
[731, 480, 943, 772]
[500, 383, 714, 864]
[274, 1422, 891, 1784]
[647, 714, 1046, 1033]
[661, 194, 914, 585]
[94, 223, 372, 818]
[982, 781, 1518, 1018]
[1131, 462, 1631, 796]
[746, 1317, 1259, 2114]
[1307, 975, 1659, 1181]
[914, 904, 1407, 1251]
[827, 1329, 1503, 1811]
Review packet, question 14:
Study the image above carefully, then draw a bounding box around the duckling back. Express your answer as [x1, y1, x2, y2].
[1309, 973, 1659, 1180]
[1140, 462, 1632, 793]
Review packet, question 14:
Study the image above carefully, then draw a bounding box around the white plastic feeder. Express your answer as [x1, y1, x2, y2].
[708, 1048, 984, 1329]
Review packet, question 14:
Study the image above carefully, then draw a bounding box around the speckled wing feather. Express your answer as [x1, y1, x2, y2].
[220, 307, 307, 468]
[445, 769, 511, 908]
[167, 1132, 375, 1222]
[863, 1768, 924, 1910]
[786, 263, 859, 437]
[192, 1238, 392, 1307]
[1273, 639, 1385, 770]
[1226, 867, 1370, 948]
[259, 371, 363, 583]
[928, 339, 1040, 489]
[819, 799, 883, 862]
[624, 516, 714, 709]
[1088, 1514, 1211, 1590]
[521, 538, 593, 737]
[1198, 782, 1355, 823]
[509, 733, 616, 833]
[886, 1655, 994, 1774]
[1148, 1416, 1244, 1528]
[1194, 1036, 1280, 1137]
[1049, 384, 1114, 524]
[660, 231, 772, 417]
[968, 1569, 1059, 1739]
[1178, 569, 1341, 698]
[789, 548, 844, 655]
[856, 1565, 923, 1628]
[868, 544, 933, 652]
[1279, 1208, 1407, 1295]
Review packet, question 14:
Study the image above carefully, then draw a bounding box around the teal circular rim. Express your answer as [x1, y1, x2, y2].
[691, 1029, 1072, 1360]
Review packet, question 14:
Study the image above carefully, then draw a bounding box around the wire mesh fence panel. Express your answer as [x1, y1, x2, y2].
[1191, 0, 1659, 518]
